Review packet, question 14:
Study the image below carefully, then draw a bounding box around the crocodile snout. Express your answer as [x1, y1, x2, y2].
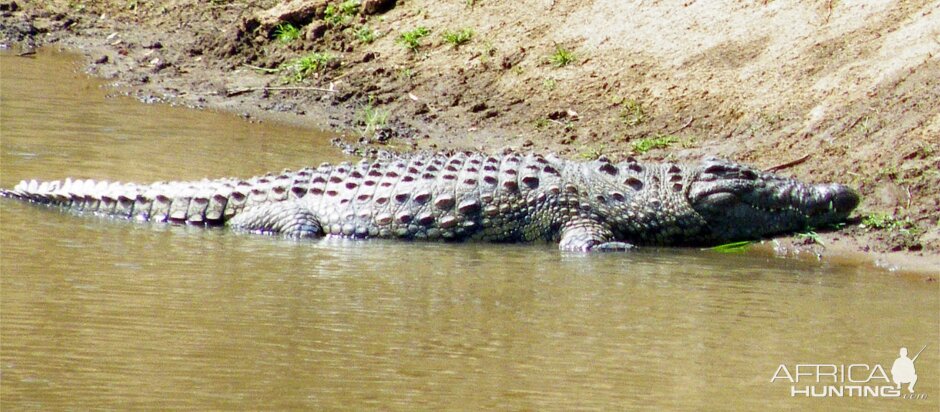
[806, 183, 859, 223]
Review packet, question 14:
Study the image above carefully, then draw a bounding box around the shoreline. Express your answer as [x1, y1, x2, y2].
[3, 0, 937, 275]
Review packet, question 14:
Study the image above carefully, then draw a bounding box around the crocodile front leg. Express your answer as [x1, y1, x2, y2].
[559, 219, 635, 252]
[227, 201, 322, 238]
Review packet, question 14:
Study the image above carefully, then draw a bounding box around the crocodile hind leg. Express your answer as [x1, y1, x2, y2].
[559, 219, 635, 252]
[226, 201, 323, 238]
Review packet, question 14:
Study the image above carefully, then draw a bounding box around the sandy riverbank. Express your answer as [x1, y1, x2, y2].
[2, 0, 937, 274]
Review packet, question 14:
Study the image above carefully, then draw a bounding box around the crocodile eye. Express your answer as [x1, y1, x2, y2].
[703, 165, 733, 175]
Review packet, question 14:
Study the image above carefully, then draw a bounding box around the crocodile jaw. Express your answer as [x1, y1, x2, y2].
[688, 159, 860, 242]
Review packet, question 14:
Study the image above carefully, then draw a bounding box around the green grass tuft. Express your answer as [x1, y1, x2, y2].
[282, 52, 335, 82]
[324, 0, 360, 26]
[577, 145, 606, 160]
[357, 98, 390, 136]
[355, 26, 376, 43]
[796, 231, 825, 246]
[549, 45, 575, 67]
[861, 213, 895, 230]
[621, 99, 647, 126]
[398, 26, 431, 52]
[631, 134, 678, 154]
[542, 78, 557, 91]
[397, 68, 415, 80]
[861, 212, 922, 235]
[442, 28, 474, 48]
[274, 23, 302, 43]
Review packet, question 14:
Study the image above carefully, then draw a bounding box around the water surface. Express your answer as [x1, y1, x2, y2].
[1, 50, 937, 410]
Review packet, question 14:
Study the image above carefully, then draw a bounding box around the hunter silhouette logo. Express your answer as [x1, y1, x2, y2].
[771, 344, 929, 399]
[891, 346, 925, 393]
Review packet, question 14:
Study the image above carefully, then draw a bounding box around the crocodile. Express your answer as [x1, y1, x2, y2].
[0, 153, 859, 251]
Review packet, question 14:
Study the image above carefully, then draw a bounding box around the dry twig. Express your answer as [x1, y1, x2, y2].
[764, 153, 811, 173]
[226, 86, 336, 97]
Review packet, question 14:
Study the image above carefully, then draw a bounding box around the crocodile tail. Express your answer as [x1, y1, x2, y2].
[0, 175, 305, 225]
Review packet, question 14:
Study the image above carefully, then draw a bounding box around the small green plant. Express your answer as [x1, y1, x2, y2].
[442, 28, 474, 48]
[708, 241, 754, 254]
[861, 213, 896, 230]
[339, 0, 360, 14]
[621, 99, 647, 126]
[542, 78, 557, 91]
[914, 142, 935, 158]
[274, 23, 302, 43]
[355, 26, 376, 43]
[577, 145, 606, 160]
[479, 40, 496, 63]
[796, 231, 825, 246]
[397, 68, 415, 80]
[856, 115, 879, 135]
[533, 118, 549, 130]
[398, 26, 431, 51]
[759, 111, 782, 126]
[631, 134, 678, 154]
[282, 52, 335, 81]
[357, 98, 390, 136]
[861, 213, 923, 236]
[324, 0, 360, 26]
[548, 44, 575, 67]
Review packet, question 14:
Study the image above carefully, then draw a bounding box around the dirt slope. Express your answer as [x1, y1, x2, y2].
[2, 0, 938, 272]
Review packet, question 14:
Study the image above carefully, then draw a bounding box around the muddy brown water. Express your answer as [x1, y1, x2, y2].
[1, 49, 937, 410]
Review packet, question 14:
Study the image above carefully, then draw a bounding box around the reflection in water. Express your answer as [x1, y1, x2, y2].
[1, 50, 938, 410]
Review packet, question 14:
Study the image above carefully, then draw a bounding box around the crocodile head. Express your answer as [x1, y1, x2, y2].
[687, 158, 859, 243]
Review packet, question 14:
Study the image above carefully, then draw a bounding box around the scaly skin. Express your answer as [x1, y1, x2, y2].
[0, 153, 860, 251]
